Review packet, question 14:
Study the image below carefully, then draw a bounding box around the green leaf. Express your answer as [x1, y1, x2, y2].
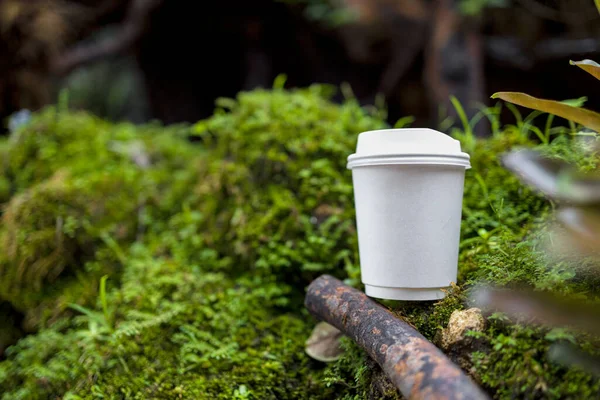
[491, 92, 600, 132]
[570, 60, 600, 81]
[100, 275, 111, 330]
[450, 95, 473, 138]
[68, 303, 105, 326]
[560, 97, 587, 108]
[68, 303, 96, 319]
[545, 328, 576, 344]
[393, 116, 415, 128]
[273, 74, 287, 90]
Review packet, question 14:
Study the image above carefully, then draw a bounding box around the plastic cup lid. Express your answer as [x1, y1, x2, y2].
[347, 128, 471, 169]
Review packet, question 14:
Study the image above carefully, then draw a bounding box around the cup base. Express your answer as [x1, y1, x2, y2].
[364, 284, 448, 301]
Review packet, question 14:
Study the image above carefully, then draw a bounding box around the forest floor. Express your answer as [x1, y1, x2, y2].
[0, 85, 599, 399]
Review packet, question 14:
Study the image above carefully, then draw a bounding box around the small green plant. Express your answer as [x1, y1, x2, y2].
[69, 275, 114, 334]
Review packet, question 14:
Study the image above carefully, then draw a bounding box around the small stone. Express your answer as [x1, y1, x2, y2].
[305, 322, 345, 362]
[441, 308, 485, 349]
[441, 308, 487, 373]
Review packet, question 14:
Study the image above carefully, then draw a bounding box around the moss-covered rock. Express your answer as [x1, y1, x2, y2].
[185, 85, 386, 303]
[0, 109, 205, 329]
[0, 85, 599, 399]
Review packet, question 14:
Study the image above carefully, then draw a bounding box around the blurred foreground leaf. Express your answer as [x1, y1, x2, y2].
[471, 286, 600, 335]
[501, 150, 600, 205]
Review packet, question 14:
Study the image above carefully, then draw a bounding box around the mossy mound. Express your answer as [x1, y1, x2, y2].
[0, 108, 204, 331]
[0, 85, 599, 399]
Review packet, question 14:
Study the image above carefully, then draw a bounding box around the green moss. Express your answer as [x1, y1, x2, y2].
[471, 320, 600, 399]
[394, 287, 466, 341]
[186, 86, 386, 297]
[0, 85, 384, 399]
[458, 226, 600, 399]
[0, 110, 205, 329]
[0, 85, 599, 399]
[322, 337, 402, 400]
[1, 256, 330, 399]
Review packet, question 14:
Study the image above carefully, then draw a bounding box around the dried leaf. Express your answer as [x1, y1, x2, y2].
[570, 60, 600, 81]
[491, 92, 600, 132]
[305, 322, 344, 362]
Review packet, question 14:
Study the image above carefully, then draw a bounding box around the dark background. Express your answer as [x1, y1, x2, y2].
[1, 0, 599, 134]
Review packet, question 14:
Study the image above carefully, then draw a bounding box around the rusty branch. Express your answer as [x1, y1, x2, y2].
[305, 275, 489, 400]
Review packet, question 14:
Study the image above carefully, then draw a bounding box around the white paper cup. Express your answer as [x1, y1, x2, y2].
[347, 128, 471, 301]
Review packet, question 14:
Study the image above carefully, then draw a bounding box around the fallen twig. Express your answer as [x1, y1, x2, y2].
[305, 275, 489, 400]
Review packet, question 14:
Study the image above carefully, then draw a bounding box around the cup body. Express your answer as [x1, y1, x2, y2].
[347, 128, 470, 301]
[352, 164, 466, 300]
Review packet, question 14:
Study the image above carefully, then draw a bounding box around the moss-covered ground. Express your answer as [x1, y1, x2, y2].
[0, 84, 599, 399]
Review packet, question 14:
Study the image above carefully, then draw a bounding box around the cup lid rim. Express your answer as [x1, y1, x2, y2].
[348, 151, 471, 160]
[347, 153, 471, 169]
